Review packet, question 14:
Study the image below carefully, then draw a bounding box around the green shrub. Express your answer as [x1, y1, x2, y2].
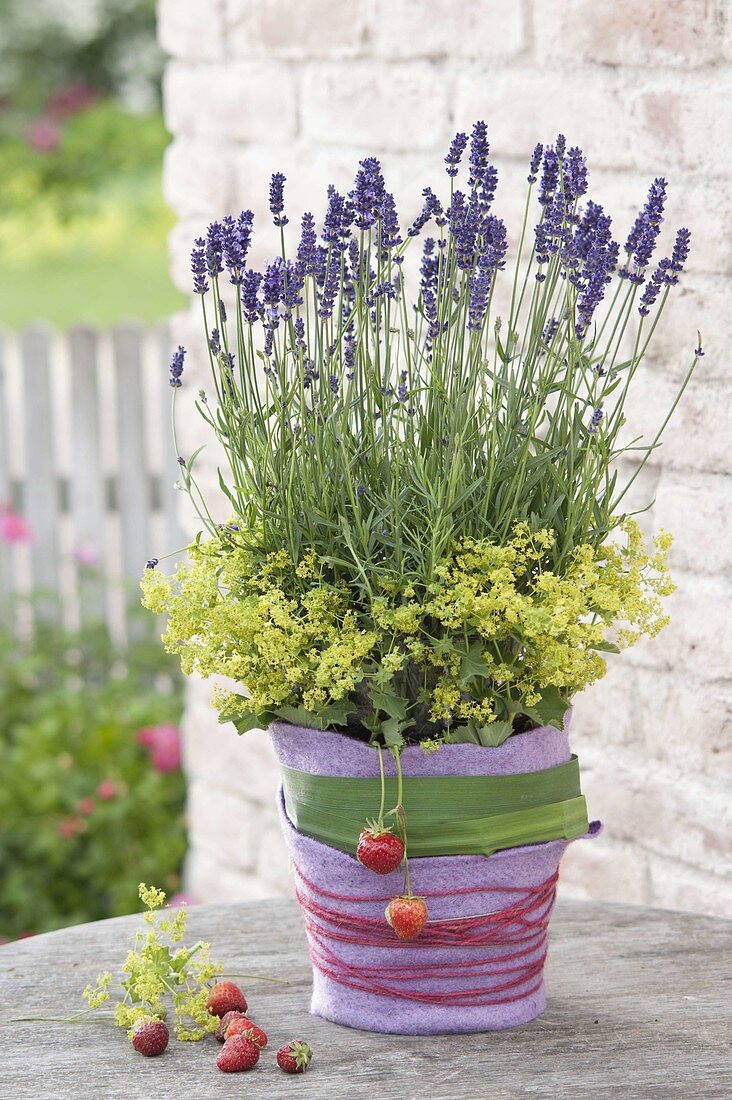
[0, 605, 187, 940]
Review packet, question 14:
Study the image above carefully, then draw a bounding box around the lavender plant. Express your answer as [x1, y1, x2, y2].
[142, 123, 700, 749]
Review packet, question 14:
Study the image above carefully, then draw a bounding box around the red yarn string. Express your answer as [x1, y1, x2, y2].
[292, 863, 559, 1006]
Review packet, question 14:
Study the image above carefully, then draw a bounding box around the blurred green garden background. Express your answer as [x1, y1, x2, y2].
[0, 0, 189, 939]
[0, 0, 185, 327]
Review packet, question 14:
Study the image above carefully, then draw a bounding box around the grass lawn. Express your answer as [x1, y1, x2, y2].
[0, 173, 186, 329]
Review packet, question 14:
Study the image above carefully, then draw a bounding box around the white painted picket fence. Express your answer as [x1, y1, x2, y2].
[0, 323, 186, 640]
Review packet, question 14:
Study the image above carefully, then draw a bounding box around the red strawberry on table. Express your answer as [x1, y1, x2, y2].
[385, 895, 428, 941]
[131, 1019, 169, 1056]
[356, 826, 404, 874]
[276, 1040, 313, 1074]
[216, 1034, 260, 1072]
[206, 980, 247, 1017]
[225, 1015, 268, 1047]
[215, 1010, 246, 1042]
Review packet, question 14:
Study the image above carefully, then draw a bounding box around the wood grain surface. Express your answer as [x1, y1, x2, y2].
[0, 897, 729, 1099]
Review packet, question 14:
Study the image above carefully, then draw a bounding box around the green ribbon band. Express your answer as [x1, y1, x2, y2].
[281, 756, 589, 858]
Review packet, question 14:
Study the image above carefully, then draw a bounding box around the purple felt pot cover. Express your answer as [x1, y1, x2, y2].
[269, 716, 594, 1035]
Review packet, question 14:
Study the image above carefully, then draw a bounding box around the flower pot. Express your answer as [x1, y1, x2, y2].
[269, 717, 597, 1035]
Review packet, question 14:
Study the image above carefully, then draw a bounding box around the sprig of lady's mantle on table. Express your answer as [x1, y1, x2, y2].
[83, 883, 223, 1040]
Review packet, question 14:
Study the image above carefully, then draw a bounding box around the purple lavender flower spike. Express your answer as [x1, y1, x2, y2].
[468, 120, 490, 189]
[575, 211, 619, 337]
[349, 157, 386, 231]
[538, 147, 559, 207]
[209, 328, 221, 354]
[146, 558, 158, 569]
[221, 211, 254, 284]
[620, 177, 667, 282]
[527, 142, 543, 184]
[205, 221, 224, 278]
[379, 191, 403, 259]
[555, 133, 566, 159]
[218, 297, 227, 323]
[297, 212, 318, 276]
[408, 188, 444, 237]
[665, 226, 691, 284]
[468, 216, 507, 330]
[168, 345, 186, 388]
[191, 238, 209, 295]
[565, 146, 588, 202]
[638, 261, 667, 316]
[241, 269, 263, 323]
[396, 371, 409, 403]
[270, 172, 288, 227]
[445, 131, 468, 177]
[588, 406, 604, 433]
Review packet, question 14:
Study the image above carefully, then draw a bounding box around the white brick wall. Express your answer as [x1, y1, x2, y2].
[159, 0, 732, 917]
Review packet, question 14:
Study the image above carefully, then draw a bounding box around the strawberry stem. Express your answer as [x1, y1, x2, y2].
[376, 743, 386, 826]
[391, 748, 412, 895]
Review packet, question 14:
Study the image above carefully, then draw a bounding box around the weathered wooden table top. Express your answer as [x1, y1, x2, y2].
[0, 897, 729, 1100]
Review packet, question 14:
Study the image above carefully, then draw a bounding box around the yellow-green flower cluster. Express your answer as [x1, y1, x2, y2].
[141, 519, 673, 746]
[83, 881, 223, 1042]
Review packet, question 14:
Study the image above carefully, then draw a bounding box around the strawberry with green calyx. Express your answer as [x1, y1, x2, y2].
[356, 825, 404, 874]
[357, 742, 406, 875]
[216, 1034, 260, 1072]
[225, 1015, 268, 1047]
[383, 747, 429, 940]
[276, 1040, 313, 1074]
[385, 895, 429, 941]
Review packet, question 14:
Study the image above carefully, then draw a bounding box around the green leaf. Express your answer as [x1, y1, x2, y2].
[591, 640, 621, 654]
[276, 699, 355, 730]
[521, 686, 570, 731]
[471, 719, 514, 747]
[457, 641, 490, 682]
[367, 685, 408, 721]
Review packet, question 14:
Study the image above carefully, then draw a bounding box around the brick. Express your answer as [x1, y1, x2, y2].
[636, 667, 732, 779]
[158, 0, 225, 61]
[186, 846, 288, 902]
[456, 67, 732, 176]
[163, 61, 297, 144]
[163, 140, 234, 219]
[624, 572, 732, 682]
[651, 470, 732, 575]
[187, 779, 265, 870]
[559, 836, 650, 906]
[621, 368, 732, 476]
[456, 67, 636, 171]
[577, 748, 732, 875]
[226, 0, 370, 59]
[570, 663, 643, 751]
[301, 61, 450, 153]
[534, 0, 725, 69]
[647, 853, 732, 918]
[371, 0, 524, 60]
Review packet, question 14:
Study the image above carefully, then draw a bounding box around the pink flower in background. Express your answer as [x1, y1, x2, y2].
[137, 724, 182, 773]
[58, 816, 84, 839]
[0, 507, 32, 545]
[76, 796, 96, 816]
[46, 79, 97, 121]
[25, 118, 61, 154]
[74, 541, 100, 567]
[97, 779, 118, 801]
[168, 891, 198, 908]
